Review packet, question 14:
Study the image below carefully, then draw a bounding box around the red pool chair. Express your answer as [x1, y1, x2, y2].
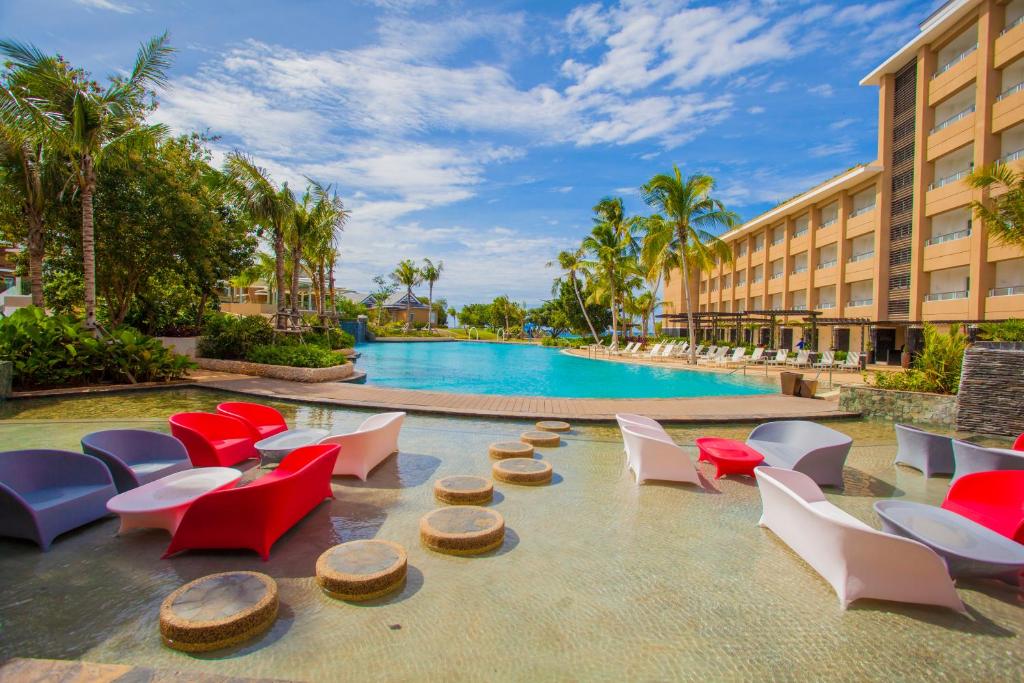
[162, 443, 339, 560]
[216, 402, 288, 439]
[168, 412, 259, 467]
[1013, 433, 1024, 452]
[941, 470, 1024, 544]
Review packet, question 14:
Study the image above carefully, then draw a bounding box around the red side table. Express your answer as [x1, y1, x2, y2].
[694, 437, 765, 479]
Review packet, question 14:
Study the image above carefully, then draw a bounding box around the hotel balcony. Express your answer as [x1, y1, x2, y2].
[995, 15, 1024, 69]
[846, 204, 876, 236]
[845, 252, 875, 281]
[845, 299, 874, 315]
[923, 228, 971, 270]
[986, 285, 1024, 317]
[922, 289, 970, 319]
[929, 44, 977, 107]
[925, 171, 972, 216]
[816, 259, 838, 271]
[927, 106, 975, 161]
[993, 82, 1024, 133]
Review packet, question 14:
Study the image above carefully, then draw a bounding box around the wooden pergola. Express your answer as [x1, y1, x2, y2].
[658, 309, 822, 348]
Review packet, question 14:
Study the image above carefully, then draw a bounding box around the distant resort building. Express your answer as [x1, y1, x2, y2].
[0, 242, 30, 316]
[353, 291, 434, 326]
[663, 0, 1024, 363]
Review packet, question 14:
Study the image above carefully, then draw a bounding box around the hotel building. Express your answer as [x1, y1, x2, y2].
[663, 0, 1024, 363]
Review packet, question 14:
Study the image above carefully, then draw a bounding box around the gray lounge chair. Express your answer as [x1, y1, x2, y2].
[81, 429, 192, 492]
[893, 424, 954, 477]
[951, 439, 1024, 483]
[874, 500, 1024, 584]
[0, 449, 117, 550]
[746, 420, 852, 487]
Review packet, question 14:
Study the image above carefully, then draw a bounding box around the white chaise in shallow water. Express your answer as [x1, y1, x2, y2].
[319, 412, 406, 480]
[618, 423, 700, 486]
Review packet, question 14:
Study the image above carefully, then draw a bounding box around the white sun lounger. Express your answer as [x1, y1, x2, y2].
[620, 423, 701, 486]
[718, 348, 747, 366]
[764, 349, 789, 367]
[786, 350, 811, 367]
[838, 351, 861, 371]
[319, 412, 405, 480]
[744, 347, 766, 364]
[700, 347, 729, 365]
[813, 350, 836, 369]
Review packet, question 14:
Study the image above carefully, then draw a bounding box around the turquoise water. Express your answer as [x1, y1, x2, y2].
[355, 341, 774, 398]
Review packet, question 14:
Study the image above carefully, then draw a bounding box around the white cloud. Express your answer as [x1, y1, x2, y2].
[718, 167, 845, 209]
[748, 106, 766, 114]
[830, 117, 858, 130]
[552, 186, 574, 193]
[808, 141, 854, 158]
[73, 0, 135, 12]
[809, 83, 835, 97]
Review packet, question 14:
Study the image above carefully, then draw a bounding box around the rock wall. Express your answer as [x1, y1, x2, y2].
[956, 343, 1024, 437]
[195, 357, 354, 383]
[838, 385, 957, 428]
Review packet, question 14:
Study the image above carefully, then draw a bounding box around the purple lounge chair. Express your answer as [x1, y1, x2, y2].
[0, 449, 117, 550]
[951, 439, 1024, 482]
[746, 420, 852, 488]
[81, 429, 192, 492]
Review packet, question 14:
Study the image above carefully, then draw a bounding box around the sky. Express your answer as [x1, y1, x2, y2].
[3, 0, 945, 309]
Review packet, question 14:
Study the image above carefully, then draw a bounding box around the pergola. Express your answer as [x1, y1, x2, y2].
[658, 309, 822, 348]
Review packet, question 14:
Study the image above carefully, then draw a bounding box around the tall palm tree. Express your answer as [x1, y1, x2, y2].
[0, 35, 175, 329]
[642, 166, 737, 362]
[224, 153, 295, 327]
[0, 115, 47, 306]
[293, 181, 347, 320]
[547, 248, 600, 344]
[420, 258, 444, 331]
[967, 163, 1024, 251]
[391, 259, 422, 332]
[580, 221, 636, 349]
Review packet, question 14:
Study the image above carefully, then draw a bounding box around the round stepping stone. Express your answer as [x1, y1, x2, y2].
[492, 457, 554, 486]
[434, 475, 493, 505]
[536, 420, 571, 433]
[520, 431, 560, 447]
[420, 506, 505, 555]
[489, 441, 534, 460]
[159, 571, 278, 652]
[316, 540, 408, 602]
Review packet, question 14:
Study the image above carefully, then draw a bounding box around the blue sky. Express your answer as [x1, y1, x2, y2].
[3, 0, 943, 308]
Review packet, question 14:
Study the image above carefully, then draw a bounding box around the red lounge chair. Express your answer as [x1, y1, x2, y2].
[216, 402, 288, 439]
[168, 412, 259, 467]
[1014, 433, 1024, 451]
[162, 443, 340, 560]
[941, 470, 1024, 543]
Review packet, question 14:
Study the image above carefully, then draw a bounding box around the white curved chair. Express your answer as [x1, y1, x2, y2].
[615, 413, 666, 433]
[620, 424, 700, 486]
[318, 412, 405, 480]
[755, 467, 965, 613]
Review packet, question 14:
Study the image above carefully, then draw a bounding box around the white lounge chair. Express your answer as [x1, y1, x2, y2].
[813, 350, 836, 369]
[764, 349, 789, 367]
[745, 347, 766, 364]
[658, 342, 676, 358]
[643, 343, 664, 358]
[318, 412, 405, 480]
[613, 341, 637, 356]
[615, 413, 667, 470]
[620, 423, 700, 486]
[719, 348, 747, 366]
[755, 467, 966, 613]
[700, 347, 729, 365]
[838, 351, 861, 371]
[786, 350, 811, 367]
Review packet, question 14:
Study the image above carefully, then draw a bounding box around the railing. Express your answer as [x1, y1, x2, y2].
[930, 105, 975, 134]
[771, 237, 784, 246]
[752, 277, 763, 284]
[818, 302, 836, 309]
[819, 218, 837, 229]
[816, 259, 838, 270]
[989, 285, 1024, 297]
[848, 252, 874, 263]
[928, 168, 972, 190]
[1002, 14, 1024, 35]
[769, 272, 783, 280]
[753, 245, 764, 253]
[793, 228, 808, 238]
[791, 266, 808, 274]
[791, 305, 808, 311]
[848, 298, 873, 307]
[933, 44, 977, 78]
[998, 81, 1024, 101]
[849, 204, 875, 218]
[924, 290, 969, 302]
[925, 228, 971, 246]
[1001, 148, 1024, 164]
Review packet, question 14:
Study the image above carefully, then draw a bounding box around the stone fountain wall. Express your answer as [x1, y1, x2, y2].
[955, 342, 1024, 437]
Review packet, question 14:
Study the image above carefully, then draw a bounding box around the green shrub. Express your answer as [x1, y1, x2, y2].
[294, 327, 354, 350]
[246, 344, 347, 368]
[0, 306, 192, 390]
[198, 313, 274, 360]
[977, 319, 1024, 342]
[869, 324, 967, 395]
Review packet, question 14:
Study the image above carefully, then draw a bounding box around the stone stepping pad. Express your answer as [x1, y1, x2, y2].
[159, 571, 278, 652]
[535, 420, 571, 432]
[316, 540, 407, 601]
[420, 506, 505, 555]
[434, 475, 494, 505]
[520, 431, 560, 447]
[488, 441, 535, 460]
[492, 457, 553, 486]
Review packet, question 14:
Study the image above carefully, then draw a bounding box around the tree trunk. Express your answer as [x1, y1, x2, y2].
[291, 236, 302, 319]
[197, 291, 208, 327]
[26, 211, 44, 307]
[678, 230, 697, 363]
[426, 281, 433, 331]
[571, 274, 600, 344]
[273, 229, 286, 329]
[610, 271, 618, 350]
[318, 260, 326, 317]
[328, 255, 336, 314]
[81, 159, 97, 332]
[405, 286, 413, 332]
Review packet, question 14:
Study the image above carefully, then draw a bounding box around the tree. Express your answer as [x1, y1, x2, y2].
[431, 296, 448, 328]
[967, 163, 1024, 251]
[458, 302, 492, 328]
[0, 34, 175, 330]
[420, 257, 444, 331]
[554, 278, 611, 338]
[490, 295, 513, 330]
[548, 248, 600, 343]
[642, 166, 737, 362]
[390, 259, 422, 331]
[370, 274, 395, 326]
[293, 181, 347, 319]
[447, 306, 458, 327]
[528, 299, 571, 338]
[580, 220, 636, 349]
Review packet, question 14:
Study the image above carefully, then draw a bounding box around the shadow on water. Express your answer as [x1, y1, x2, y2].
[338, 452, 441, 490]
[850, 599, 1017, 638]
[190, 602, 296, 660]
[488, 490, 506, 506]
[836, 467, 901, 498]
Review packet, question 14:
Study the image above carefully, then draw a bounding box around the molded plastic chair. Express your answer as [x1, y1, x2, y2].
[941, 470, 1024, 543]
[81, 429, 192, 492]
[162, 443, 340, 560]
[755, 467, 965, 613]
[746, 421, 852, 488]
[319, 412, 405, 480]
[0, 450, 117, 550]
[951, 439, 1024, 483]
[892, 423, 954, 478]
[1014, 433, 1024, 451]
[620, 424, 700, 486]
[216, 402, 289, 439]
[764, 349, 789, 367]
[168, 412, 258, 468]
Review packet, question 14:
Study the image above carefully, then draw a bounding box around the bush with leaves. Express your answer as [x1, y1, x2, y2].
[977, 319, 1024, 342]
[246, 344, 346, 368]
[197, 313, 274, 360]
[869, 324, 967, 395]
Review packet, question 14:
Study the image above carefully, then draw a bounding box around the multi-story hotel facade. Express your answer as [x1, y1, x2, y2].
[663, 0, 1024, 363]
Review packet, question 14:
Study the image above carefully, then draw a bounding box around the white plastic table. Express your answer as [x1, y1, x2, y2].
[254, 428, 329, 465]
[106, 467, 242, 534]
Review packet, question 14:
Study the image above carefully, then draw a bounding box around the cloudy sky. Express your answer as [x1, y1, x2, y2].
[4, 0, 943, 307]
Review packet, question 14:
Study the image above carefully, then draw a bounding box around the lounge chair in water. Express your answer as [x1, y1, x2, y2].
[319, 412, 406, 480]
[216, 402, 289, 439]
[893, 424, 954, 477]
[168, 412, 259, 468]
[619, 424, 700, 486]
[746, 420, 852, 488]
[81, 429, 192, 492]
[950, 439, 1024, 483]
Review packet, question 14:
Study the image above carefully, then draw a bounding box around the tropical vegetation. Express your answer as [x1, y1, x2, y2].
[967, 163, 1024, 251]
[870, 324, 967, 395]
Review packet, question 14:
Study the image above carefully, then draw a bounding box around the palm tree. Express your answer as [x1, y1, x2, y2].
[224, 153, 295, 327]
[370, 274, 395, 326]
[642, 166, 737, 362]
[580, 221, 637, 349]
[293, 181, 347, 320]
[0, 115, 47, 306]
[967, 163, 1024, 251]
[420, 258, 444, 331]
[391, 259, 422, 332]
[547, 248, 600, 344]
[0, 35, 175, 329]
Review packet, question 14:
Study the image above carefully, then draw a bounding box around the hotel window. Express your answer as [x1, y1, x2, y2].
[819, 202, 838, 228]
[931, 84, 975, 136]
[816, 244, 837, 269]
[933, 27, 978, 80]
[991, 258, 1024, 296]
[737, 270, 747, 286]
[791, 289, 807, 310]
[999, 57, 1024, 105]
[793, 215, 809, 238]
[769, 293, 783, 309]
[816, 285, 836, 310]
[848, 280, 873, 307]
[926, 266, 970, 301]
[791, 252, 808, 275]
[769, 259, 784, 279]
[736, 241, 748, 258]
[929, 144, 973, 190]
[1005, 0, 1024, 34]
[1000, 122, 1024, 164]
[753, 233, 765, 252]
[700, 281, 707, 293]
[771, 225, 785, 246]
[850, 188, 876, 217]
[928, 207, 971, 245]
[752, 264, 764, 283]
[750, 295, 763, 310]
[722, 274, 732, 289]
[848, 234, 874, 262]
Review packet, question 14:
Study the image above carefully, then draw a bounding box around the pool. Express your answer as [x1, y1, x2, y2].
[355, 342, 774, 398]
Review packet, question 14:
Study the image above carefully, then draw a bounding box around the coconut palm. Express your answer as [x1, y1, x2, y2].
[0, 35, 175, 329]
[580, 221, 637, 349]
[420, 258, 444, 330]
[967, 163, 1024, 251]
[642, 166, 737, 362]
[0, 115, 48, 306]
[391, 259, 422, 332]
[547, 248, 600, 344]
[293, 181, 347, 319]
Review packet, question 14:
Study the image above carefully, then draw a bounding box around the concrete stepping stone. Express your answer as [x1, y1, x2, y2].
[159, 571, 278, 652]
[536, 420, 571, 433]
[316, 540, 408, 601]
[489, 441, 534, 460]
[434, 475, 494, 505]
[420, 506, 505, 555]
[492, 457, 553, 486]
[520, 431, 560, 447]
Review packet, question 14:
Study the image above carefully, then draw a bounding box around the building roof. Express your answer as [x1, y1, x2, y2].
[860, 0, 980, 86]
[361, 291, 428, 308]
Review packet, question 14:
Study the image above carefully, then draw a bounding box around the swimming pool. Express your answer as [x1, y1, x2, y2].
[355, 341, 774, 398]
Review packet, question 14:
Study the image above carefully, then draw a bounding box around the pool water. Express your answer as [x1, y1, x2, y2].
[355, 341, 774, 398]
